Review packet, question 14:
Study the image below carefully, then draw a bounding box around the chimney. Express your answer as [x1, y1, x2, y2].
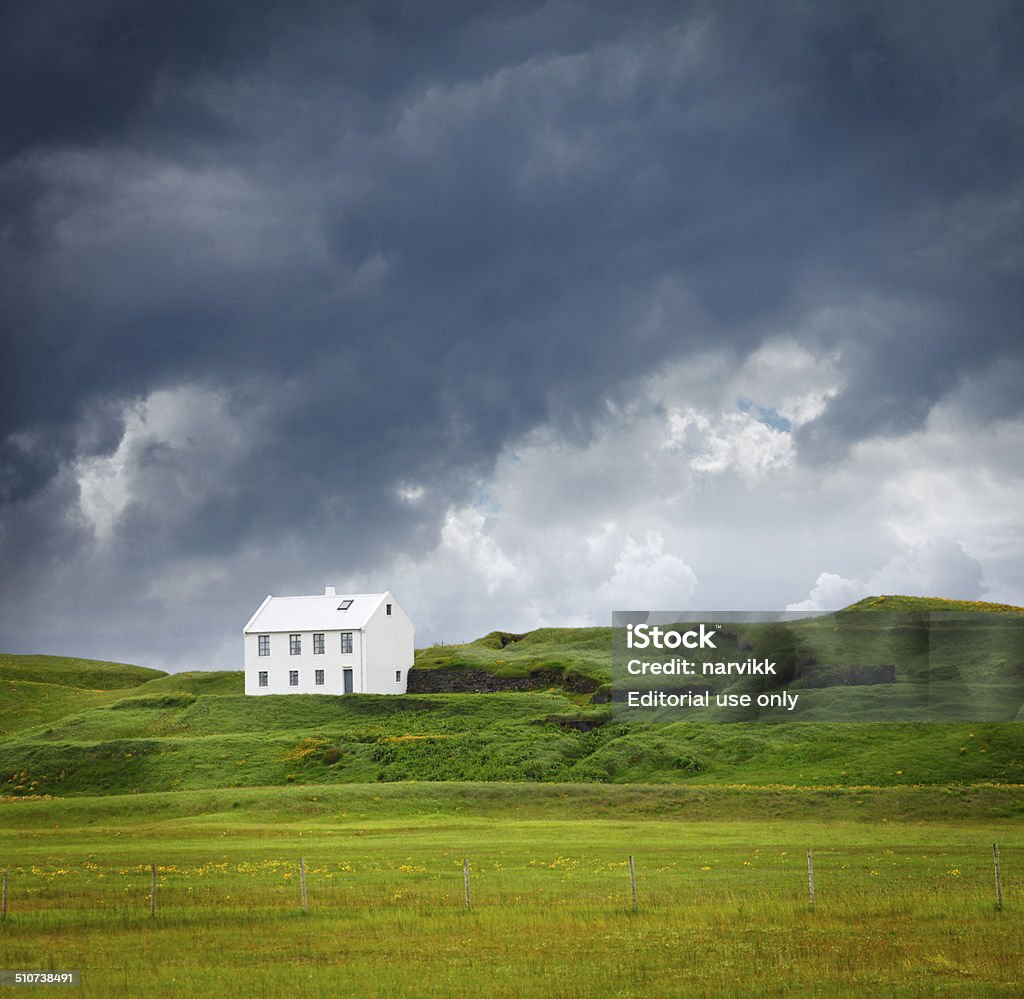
[324, 585, 336, 596]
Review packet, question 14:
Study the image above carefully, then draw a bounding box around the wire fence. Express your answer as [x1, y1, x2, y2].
[1, 844, 1016, 921]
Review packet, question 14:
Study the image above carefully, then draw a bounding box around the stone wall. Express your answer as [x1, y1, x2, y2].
[406, 668, 599, 695]
[795, 663, 897, 687]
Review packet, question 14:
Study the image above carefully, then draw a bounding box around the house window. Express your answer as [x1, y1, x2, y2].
[258, 635, 270, 656]
[386, 603, 392, 616]
[340, 632, 353, 654]
[338, 599, 353, 611]
[395, 670, 401, 683]
[289, 670, 299, 687]
[258, 671, 268, 687]
[289, 634, 301, 655]
[315, 669, 325, 686]
[313, 633, 325, 655]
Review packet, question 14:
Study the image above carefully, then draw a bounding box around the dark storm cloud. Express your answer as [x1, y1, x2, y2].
[2, 0, 1023, 658]
[0, 0, 272, 158]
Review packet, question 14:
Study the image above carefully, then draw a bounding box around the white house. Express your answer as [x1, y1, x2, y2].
[243, 587, 414, 695]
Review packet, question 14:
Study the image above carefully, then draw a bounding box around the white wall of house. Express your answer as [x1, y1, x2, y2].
[362, 596, 414, 694]
[242, 628, 364, 695]
[242, 589, 413, 696]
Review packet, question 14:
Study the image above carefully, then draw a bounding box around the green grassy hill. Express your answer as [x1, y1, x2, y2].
[2, 596, 1022, 796]
[0, 652, 166, 689]
[413, 626, 611, 690]
[0, 653, 166, 738]
[843, 594, 1024, 614]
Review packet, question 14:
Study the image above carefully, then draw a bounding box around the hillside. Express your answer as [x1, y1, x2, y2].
[1, 595, 1022, 796]
[613, 601, 1024, 723]
[843, 594, 1024, 614]
[0, 653, 167, 738]
[410, 626, 611, 694]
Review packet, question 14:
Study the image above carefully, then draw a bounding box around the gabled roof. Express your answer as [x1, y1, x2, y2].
[244, 592, 389, 633]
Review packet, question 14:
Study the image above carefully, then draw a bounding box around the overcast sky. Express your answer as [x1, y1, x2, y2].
[2, 0, 1022, 670]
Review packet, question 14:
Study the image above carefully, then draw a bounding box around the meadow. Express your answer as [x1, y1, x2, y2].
[1, 597, 1022, 995]
[1, 784, 1022, 997]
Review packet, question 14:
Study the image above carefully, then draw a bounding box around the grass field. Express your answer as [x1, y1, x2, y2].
[1, 784, 1022, 997]
[1, 596, 1022, 994]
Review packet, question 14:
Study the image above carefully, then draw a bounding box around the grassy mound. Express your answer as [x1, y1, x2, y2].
[413, 626, 611, 688]
[1, 595, 1022, 796]
[843, 594, 1024, 614]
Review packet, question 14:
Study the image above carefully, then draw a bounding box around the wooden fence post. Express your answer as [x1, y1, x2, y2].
[629, 855, 638, 911]
[807, 849, 815, 912]
[993, 843, 1003, 911]
[463, 858, 471, 912]
[300, 857, 307, 914]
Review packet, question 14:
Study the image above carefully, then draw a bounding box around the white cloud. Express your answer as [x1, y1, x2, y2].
[787, 536, 986, 611]
[596, 532, 697, 609]
[386, 343, 1022, 643]
[728, 338, 843, 427]
[687, 411, 794, 478]
[785, 571, 872, 612]
[396, 483, 427, 504]
[437, 507, 521, 593]
[658, 339, 842, 480]
[74, 385, 259, 543]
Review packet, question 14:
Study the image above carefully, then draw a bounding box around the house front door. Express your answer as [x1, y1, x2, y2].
[343, 668, 353, 694]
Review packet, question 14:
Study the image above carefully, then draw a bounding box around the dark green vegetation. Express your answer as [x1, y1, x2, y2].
[615, 604, 1024, 723]
[415, 626, 611, 687]
[1, 597, 1022, 795]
